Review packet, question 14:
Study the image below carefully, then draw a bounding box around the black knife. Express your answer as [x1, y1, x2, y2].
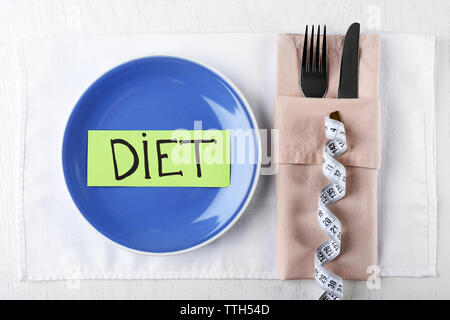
[337, 23, 360, 98]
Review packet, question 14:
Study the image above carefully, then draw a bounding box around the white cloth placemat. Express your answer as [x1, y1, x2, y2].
[377, 34, 436, 276]
[17, 33, 436, 280]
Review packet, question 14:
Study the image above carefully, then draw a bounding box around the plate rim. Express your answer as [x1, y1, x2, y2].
[61, 54, 262, 255]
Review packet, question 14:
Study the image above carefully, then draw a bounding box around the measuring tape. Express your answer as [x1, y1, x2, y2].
[315, 111, 347, 300]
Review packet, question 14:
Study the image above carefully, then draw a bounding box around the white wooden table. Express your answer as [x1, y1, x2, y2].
[0, 0, 449, 299]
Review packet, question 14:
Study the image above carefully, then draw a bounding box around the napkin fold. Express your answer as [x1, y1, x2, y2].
[274, 34, 381, 280]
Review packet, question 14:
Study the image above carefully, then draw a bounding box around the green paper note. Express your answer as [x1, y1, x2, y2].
[87, 130, 230, 187]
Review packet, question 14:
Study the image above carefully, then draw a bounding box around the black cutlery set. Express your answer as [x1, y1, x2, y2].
[300, 22, 360, 100]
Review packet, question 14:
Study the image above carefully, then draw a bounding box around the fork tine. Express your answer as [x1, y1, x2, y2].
[309, 25, 314, 72]
[300, 24, 328, 97]
[316, 25, 320, 72]
[322, 25, 327, 74]
[302, 25, 308, 72]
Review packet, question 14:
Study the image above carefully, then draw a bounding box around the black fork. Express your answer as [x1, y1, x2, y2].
[300, 25, 328, 98]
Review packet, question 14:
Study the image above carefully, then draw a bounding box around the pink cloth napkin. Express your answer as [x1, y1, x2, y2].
[274, 34, 381, 280]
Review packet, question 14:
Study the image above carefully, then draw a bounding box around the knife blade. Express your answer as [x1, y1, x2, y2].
[337, 22, 360, 98]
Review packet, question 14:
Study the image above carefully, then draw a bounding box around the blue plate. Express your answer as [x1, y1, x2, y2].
[62, 56, 260, 254]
